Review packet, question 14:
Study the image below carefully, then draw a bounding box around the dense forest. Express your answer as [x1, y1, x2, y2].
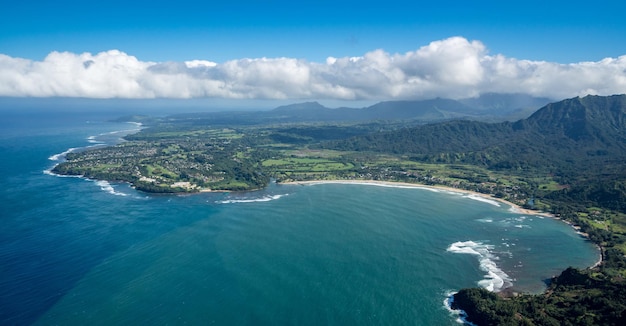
[451, 267, 626, 325]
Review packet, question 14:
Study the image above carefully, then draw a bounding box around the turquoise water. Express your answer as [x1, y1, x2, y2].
[0, 111, 599, 325]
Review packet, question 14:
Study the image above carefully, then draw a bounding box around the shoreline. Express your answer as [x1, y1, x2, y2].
[281, 179, 602, 270]
[282, 179, 553, 217]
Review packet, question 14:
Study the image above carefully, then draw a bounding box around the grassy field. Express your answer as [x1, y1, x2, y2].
[262, 157, 354, 171]
[133, 128, 243, 139]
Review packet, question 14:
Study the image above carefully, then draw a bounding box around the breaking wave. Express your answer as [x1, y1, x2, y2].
[443, 291, 478, 325]
[44, 122, 143, 197]
[447, 240, 512, 292]
[94, 180, 128, 197]
[87, 135, 104, 144]
[463, 194, 501, 207]
[48, 147, 79, 161]
[217, 194, 288, 204]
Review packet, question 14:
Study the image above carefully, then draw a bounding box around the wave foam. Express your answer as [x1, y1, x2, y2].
[508, 206, 522, 214]
[49, 142, 105, 162]
[94, 180, 128, 197]
[43, 169, 81, 177]
[104, 128, 138, 136]
[217, 194, 287, 204]
[501, 216, 531, 229]
[85, 122, 142, 145]
[44, 170, 130, 197]
[447, 240, 512, 292]
[48, 147, 79, 161]
[463, 194, 501, 207]
[443, 291, 478, 325]
[86, 135, 104, 144]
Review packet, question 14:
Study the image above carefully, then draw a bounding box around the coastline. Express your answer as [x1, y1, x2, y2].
[281, 179, 603, 269]
[282, 179, 552, 217]
[282, 178, 606, 321]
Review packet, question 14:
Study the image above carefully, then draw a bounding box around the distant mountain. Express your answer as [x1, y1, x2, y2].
[268, 101, 359, 122]
[459, 93, 553, 118]
[270, 99, 460, 122]
[272, 101, 327, 112]
[265, 94, 551, 124]
[164, 93, 552, 126]
[361, 98, 474, 120]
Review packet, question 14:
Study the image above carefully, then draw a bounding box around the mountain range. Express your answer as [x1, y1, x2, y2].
[270, 93, 551, 123]
[320, 94, 626, 212]
[166, 93, 552, 125]
[325, 94, 626, 155]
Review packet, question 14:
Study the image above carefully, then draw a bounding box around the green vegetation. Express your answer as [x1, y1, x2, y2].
[54, 94, 626, 324]
[54, 128, 269, 192]
[452, 267, 626, 325]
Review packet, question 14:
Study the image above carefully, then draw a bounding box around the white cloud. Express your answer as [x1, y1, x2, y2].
[1, 37, 625, 100]
[184, 60, 217, 68]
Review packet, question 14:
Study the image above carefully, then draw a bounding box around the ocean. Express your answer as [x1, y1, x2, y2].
[0, 109, 599, 325]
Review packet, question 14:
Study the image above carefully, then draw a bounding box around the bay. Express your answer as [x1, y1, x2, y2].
[0, 111, 599, 325]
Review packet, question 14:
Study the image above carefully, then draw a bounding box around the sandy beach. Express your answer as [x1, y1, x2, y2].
[283, 179, 604, 269]
[198, 178, 601, 270]
[283, 179, 553, 217]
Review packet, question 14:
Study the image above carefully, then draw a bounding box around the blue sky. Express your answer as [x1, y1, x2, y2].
[2, 0, 625, 63]
[1, 1, 625, 101]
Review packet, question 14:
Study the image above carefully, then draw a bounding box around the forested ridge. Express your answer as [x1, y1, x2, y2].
[451, 267, 626, 325]
[321, 95, 626, 214]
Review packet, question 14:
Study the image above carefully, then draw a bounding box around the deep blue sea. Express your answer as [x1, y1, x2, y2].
[0, 109, 599, 325]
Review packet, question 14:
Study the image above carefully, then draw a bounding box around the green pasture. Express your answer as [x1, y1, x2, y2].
[139, 128, 242, 139]
[262, 157, 354, 172]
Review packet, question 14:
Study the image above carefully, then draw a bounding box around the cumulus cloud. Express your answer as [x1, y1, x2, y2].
[1, 37, 625, 100]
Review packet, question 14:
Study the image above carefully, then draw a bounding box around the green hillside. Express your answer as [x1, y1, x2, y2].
[322, 94, 626, 213]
